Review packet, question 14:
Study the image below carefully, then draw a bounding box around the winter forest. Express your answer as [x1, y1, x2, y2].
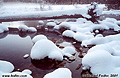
[0, 0, 120, 78]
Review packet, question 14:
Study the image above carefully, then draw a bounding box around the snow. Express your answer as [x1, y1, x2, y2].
[59, 17, 120, 43]
[22, 69, 32, 75]
[30, 39, 64, 61]
[32, 35, 47, 43]
[55, 22, 71, 29]
[43, 68, 72, 78]
[18, 25, 37, 32]
[82, 41, 120, 78]
[23, 54, 29, 58]
[28, 27, 37, 32]
[0, 60, 33, 78]
[95, 34, 103, 37]
[18, 25, 29, 32]
[81, 34, 120, 47]
[88, 2, 103, 16]
[62, 46, 76, 57]
[57, 42, 73, 48]
[46, 22, 56, 27]
[37, 20, 44, 28]
[2, 21, 24, 28]
[102, 10, 120, 15]
[0, 60, 14, 73]
[0, 23, 9, 33]
[73, 32, 94, 42]
[62, 30, 75, 38]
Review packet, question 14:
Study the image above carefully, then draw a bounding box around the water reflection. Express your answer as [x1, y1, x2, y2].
[0, 31, 9, 39]
[31, 58, 64, 70]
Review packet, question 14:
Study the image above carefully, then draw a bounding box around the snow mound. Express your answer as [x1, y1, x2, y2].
[22, 69, 32, 75]
[76, 18, 87, 23]
[28, 27, 37, 32]
[95, 34, 103, 37]
[30, 39, 63, 61]
[43, 68, 72, 78]
[62, 46, 76, 57]
[38, 20, 44, 25]
[0, 60, 14, 73]
[73, 32, 94, 42]
[18, 25, 29, 32]
[82, 41, 120, 78]
[37, 20, 44, 28]
[18, 25, 37, 32]
[56, 22, 71, 29]
[23, 54, 29, 58]
[46, 22, 56, 27]
[0, 23, 9, 33]
[62, 30, 75, 38]
[32, 35, 47, 43]
[81, 34, 120, 47]
[0, 60, 33, 78]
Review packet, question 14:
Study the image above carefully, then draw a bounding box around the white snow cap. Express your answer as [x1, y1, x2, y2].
[62, 30, 75, 38]
[0, 60, 33, 78]
[32, 35, 47, 43]
[0, 23, 9, 33]
[0, 60, 14, 73]
[28, 27, 37, 32]
[18, 25, 37, 32]
[18, 25, 29, 31]
[82, 41, 120, 78]
[30, 39, 63, 61]
[46, 22, 56, 27]
[62, 46, 76, 57]
[81, 34, 120, 47]
[43, 68, 72, 78]
[22, 69, 32, 75]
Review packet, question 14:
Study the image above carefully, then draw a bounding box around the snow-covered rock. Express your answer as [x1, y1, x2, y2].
[32, 35, 47, 43]
[38, 20, 44, 25]
[62, 30, 75, 38]
[76, 18, 87, 23]
[62, 46, 76, 57]
[57, 42, 73, 48]
[57, 22, 71, 29]
[22, 69, 32, 75]
[0, 60, 33, 78]
[28, 27, 37, 32]
[18, 25, 29, 32]
[95, 34, 103, 37]
[82, 41, 120, 78]
[30, 39, 63, 61]
[23, 54, 29, 58]
[43, 68, 72, 78]
[0, 60, 14, 73]
[73, 33, 94, 42]
[37, 20, 44, 28]
[18, 25, 37, 32]
[46, 22, 56, 27]
[0, 23, 9, 33]
[81, 34, 120, 47]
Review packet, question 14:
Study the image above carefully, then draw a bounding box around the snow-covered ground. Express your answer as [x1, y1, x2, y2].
[0, 2, 104, 15]
[0, 2, 120, 17]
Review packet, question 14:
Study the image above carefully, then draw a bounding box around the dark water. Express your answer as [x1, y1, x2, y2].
[0, 19, 119, 78]
[0, 20, 84, 78]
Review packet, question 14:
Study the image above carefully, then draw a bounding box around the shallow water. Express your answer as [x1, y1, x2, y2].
[0, 19, 119, 78]
[0, 29, 84, 78]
